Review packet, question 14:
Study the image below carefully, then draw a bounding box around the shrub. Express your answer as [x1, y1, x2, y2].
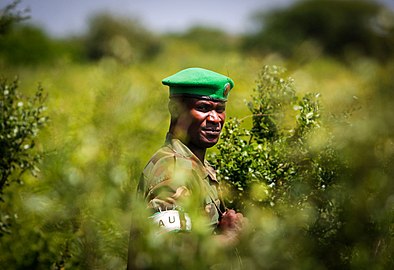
[208, 64, 394, 268]
[209, 65, 347, 267]
[209, 65, 338, 210]
[0, 77, 48, 235]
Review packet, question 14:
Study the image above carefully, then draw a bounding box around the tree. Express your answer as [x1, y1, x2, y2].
[0, 1, 81, 65]
[84, 13, 162, 64]
[0, 0, 29, 35]
[243, 0, 394, 61]
[0, 24, 60, 65]
[170, 26, 238, 52]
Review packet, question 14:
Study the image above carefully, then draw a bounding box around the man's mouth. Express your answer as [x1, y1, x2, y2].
[202, 128, 221, 137]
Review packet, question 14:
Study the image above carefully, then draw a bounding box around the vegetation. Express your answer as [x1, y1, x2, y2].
[0, 0, 393, 269]
[83, 13, 162, 64]
[210, 65, 333, 211]
[0, 77, 48, 238]
[0, 0, 29, 35]
[243, 0, 394, 61]
[209, 64, 394, 268]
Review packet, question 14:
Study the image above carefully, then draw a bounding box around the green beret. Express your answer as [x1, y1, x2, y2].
[162, 67, 234, 101]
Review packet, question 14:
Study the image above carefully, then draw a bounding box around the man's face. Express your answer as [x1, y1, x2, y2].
[177, 98, 226, 149]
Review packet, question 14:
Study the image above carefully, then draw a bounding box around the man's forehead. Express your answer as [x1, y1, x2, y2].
[171, 96, 225, 103]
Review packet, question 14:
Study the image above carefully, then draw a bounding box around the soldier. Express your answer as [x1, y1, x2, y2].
[128, 67, 245, 269]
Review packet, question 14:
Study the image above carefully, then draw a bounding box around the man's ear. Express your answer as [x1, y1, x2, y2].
[168, 99, 183, 118]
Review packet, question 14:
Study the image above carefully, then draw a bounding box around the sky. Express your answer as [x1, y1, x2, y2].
[20, 0, 293, 37]
[7, 0, 394, 37]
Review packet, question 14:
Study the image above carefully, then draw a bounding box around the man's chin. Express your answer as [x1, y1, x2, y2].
[201, 131, 221, 145]
[201, 137, 220, 148]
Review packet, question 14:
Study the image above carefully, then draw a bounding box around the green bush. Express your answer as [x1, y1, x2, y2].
[0, 77, 48, 235]
[207, 64, 394, 268]
[209, 65, 336, 210]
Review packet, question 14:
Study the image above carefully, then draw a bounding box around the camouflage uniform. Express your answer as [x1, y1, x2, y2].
[138, 134, 221, 228]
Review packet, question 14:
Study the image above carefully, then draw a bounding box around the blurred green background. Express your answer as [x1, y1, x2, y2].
[1, 0, 394, 269]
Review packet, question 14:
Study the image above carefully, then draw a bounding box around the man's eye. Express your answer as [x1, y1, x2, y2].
[216, 107, 225, 113]
[196, 105, 210, 112]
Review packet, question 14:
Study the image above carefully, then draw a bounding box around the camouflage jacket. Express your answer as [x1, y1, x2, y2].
[137, 134, 221, 228]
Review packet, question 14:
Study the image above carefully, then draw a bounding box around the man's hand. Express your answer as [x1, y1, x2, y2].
[216, 209, 247, 244]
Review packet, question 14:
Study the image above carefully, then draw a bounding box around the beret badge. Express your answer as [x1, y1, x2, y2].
[223, 82, 231, 98]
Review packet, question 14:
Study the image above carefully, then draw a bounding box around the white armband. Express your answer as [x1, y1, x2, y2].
[150, 210, 192, 232]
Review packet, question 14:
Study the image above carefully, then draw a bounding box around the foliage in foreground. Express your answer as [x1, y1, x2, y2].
[128, 64, 394, 269]
[0, 61, 393, 269]
[209, 65, 345, 267]
[210, 65, 332, 210]
[208, 64, 394, 269]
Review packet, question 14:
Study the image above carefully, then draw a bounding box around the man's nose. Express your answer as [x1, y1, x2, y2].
[207, 111, 221, 123]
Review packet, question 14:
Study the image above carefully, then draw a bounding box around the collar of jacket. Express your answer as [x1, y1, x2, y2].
[165, 133, 218, 183]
